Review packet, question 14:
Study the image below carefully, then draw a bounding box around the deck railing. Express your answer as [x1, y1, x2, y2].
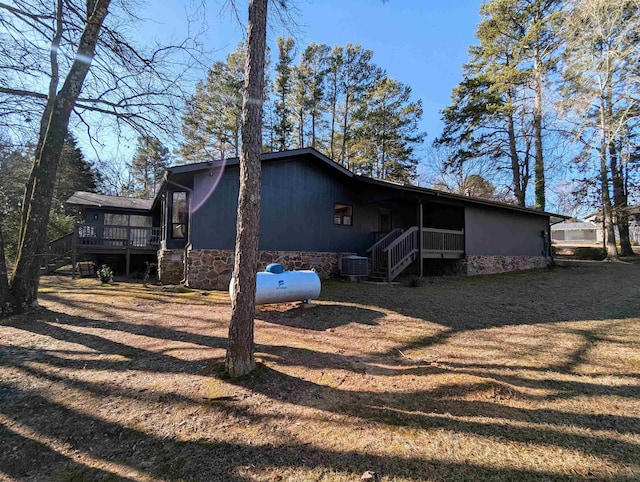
[47, 232, 74, 257]
[41, 232, 74, 272]
[367, 228, 404, 275]
[73, 224, 161, 249]
[422, 227, 465, 253]
[385, 226, 419, 282]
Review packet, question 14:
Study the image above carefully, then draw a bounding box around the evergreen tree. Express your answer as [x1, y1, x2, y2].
[338, 43, 382, 169]
[0, 138, 32, 263]
[50, 134, 101, 240]
[326, 46, 344, 159]
[437, 1, 536, 206]
[179, 44, 244, 162]
[353, 77, 425, 183]
[273, 37, 296, 151]
[519, 0, 563, 210]
[0, 134, 99, 262]
[291, 43, 330, 150]
[129, 136, 170, 198]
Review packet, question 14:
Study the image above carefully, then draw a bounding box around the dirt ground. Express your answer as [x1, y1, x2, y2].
[1, 260, 639, 481]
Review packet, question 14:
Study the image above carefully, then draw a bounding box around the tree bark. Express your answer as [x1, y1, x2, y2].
[533, 51, 545, 211]
[10, 0, 110, 309]
[16, 0, 64, 257]
[599, 100, 618, 261]
[507, 106, 525, 206]
[226, 0, 268, 378]
[0, 221, 13, 317]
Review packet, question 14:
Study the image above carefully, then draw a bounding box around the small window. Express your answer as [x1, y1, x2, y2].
[334, 203, 353, 226]
[171, 191, 188, 239]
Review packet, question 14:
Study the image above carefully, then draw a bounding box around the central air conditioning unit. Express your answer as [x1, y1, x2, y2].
[340, 256, 369, 277]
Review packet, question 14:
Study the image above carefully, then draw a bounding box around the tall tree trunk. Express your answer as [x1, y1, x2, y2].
[10, 0, 110, 309]
[226, 0, 268, 378]
[533, 52, 545, 211]
[507, 107, 525, 206]
[298, 109, 304, 148]
[340, 93, 350, 167]
[606, 112, 633, 256]
[329, 75, 338, 159]
[311, 109, 316, 149]
[0, 221, 13, 317]
[16, 0, 63, 256]
[599, 101, 618, 260]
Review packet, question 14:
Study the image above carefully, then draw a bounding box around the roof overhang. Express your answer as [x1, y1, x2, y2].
[153, 147, 569, 220]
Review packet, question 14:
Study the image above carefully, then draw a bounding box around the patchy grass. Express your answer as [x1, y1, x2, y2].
[1, 261, 639, 481]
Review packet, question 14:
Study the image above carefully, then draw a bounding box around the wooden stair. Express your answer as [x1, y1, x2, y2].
[366, 227, 419, 282]
[40, 255, 72, 275]
[40, 232, 74, 275]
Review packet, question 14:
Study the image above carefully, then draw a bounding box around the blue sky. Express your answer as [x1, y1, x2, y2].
[144, 0, 483, 147]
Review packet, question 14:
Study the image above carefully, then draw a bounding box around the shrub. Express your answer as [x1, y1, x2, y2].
[97, 264, 113, 284]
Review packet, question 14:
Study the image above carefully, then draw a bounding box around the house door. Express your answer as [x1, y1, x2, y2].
[379, 208, 392, 233]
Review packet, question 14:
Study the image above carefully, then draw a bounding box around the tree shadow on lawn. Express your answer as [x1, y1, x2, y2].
[321, 263, 640, 355]
[255, 302, 383, 330]
[3, 382, 609, 482]
[2, 309, 639, 480]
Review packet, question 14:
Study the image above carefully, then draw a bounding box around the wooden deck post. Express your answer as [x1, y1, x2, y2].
[125, 249, 131, 277]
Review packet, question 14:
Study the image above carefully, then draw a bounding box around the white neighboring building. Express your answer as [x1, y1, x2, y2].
[551, 221, 601, 245]
[553, 211, 640, 246]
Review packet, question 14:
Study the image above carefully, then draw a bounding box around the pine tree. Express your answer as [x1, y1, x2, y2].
[50, 134, 100, 239]
[326, 46, 344, 160]
[273, 37, 295, 151]
[291, 43, 330, 150]
[437, 1, 537, 206]
[179, 44, 244, 162]
[353, 77, 425, 183]
[0, 134, 99, 261]
[129, 136, 170, 198]
[338, 44, 382, 169]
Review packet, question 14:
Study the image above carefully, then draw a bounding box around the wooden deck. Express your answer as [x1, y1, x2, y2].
[71, 224, 161, 276]
[73, 224, 160, 252]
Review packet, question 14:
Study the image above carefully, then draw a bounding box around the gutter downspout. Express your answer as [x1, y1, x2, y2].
[166, 179, 193, 285]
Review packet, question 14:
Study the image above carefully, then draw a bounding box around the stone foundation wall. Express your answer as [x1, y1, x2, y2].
[157, 249, 185, 285]
[464, 255, 550, 276]
[187, 249, 356, 290]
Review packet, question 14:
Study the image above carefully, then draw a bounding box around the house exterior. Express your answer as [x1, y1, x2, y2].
[551, 210, 640, 247]
[551, 221, 601, 245]
[66, 148, 560, 287]
[64, 192, 160, 275]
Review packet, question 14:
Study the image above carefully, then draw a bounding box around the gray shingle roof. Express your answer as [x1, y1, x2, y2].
[66, 191, 153, 211]
[551, 222, 598, 230]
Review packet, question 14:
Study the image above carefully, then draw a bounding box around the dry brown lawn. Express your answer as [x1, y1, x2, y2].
[1, 260, 639, 481]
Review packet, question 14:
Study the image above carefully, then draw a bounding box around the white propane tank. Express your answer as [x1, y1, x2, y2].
[229, 263, 321, 305]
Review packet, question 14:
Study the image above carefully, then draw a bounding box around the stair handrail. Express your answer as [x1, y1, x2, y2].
[41, 232, 74, 273]
[384, 226, 419, 282]
[367, 228, 404, 275]
[48, 232, 74, 254]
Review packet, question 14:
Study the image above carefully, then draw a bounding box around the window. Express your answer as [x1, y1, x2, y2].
[334, 203, 353, 226]
[171, 191, 188, 239]
[103, 213, 153, 246]
[104, 213, 128, 226]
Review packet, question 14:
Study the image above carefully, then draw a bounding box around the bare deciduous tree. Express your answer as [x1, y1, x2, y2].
[0, 0, 204, 315]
